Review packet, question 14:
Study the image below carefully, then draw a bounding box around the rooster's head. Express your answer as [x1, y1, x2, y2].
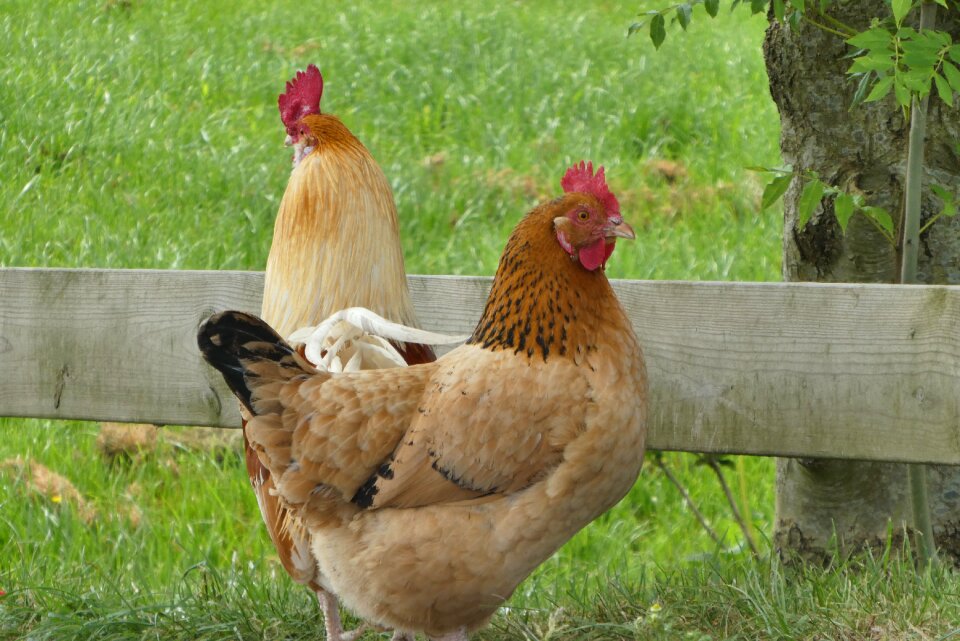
[278, 64, 324, 166]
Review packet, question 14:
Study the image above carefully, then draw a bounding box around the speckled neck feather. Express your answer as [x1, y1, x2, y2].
[467, 198, 620, 363]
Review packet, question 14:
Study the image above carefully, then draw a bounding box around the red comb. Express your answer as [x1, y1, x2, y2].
[278, 64, 324, 136]
[560, 161, 620, 216]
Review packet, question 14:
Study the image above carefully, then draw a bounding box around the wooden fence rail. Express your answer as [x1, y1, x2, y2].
[2, 267, 959, 464]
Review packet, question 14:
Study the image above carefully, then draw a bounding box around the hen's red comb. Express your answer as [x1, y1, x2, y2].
[561, 161, 620, 216]
[278, 64, 324, 136]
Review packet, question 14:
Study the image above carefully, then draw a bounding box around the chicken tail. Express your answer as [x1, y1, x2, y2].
[198, 310, 313, 415]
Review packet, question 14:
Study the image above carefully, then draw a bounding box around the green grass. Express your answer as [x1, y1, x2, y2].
[0, 0, 780, 280]
[2, 1, 956, 639]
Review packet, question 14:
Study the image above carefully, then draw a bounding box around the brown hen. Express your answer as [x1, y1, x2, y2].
[204, 161, 646, 640]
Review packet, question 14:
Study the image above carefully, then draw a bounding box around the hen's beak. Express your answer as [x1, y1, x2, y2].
[604, 217, 636, 240]
[284, 134, 294, 147]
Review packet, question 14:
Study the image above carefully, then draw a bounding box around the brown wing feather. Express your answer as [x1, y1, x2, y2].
[244, 363, 436, 509]
[243, 339, 593, 526]
[242, 420, 319, 587]
[364, 345, 590, 510]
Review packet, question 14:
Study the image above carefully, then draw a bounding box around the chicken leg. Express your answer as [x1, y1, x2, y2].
[316, 591, 368, 641]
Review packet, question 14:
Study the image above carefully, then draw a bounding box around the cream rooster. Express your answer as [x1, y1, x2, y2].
[203, 161, 647, 640]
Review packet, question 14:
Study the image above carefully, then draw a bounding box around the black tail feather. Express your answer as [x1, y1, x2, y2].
[197, 311, 295, 413]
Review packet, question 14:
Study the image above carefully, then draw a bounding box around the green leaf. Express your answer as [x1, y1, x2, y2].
[926, 29, 952, 49]
[773, 0, 786, 22]
[797, 179, 826, 228]
[788, 9, 802, 29]
[862, 206, 895, 237]
[902, 35, 942, 70]
[901, 68, 931, 90]
[705, 0, 720, 16]
[834, 193, 855, 231]
[650, 14, 666, 49]
[949, 45, 960, 64]
[934, 72, 954, 106]
[746, 165, 792, 174]
[865, 74, 895, 102]
[934, 0, 948, 7]
[897, 26, 919, 40]
[846, 27, 894, 51]
[943, 61, 960, 94]
[848, 52, 895, 73]
[892, 0, 912, 25]
[851, 72, 873, 108]
[677, 3, 692, 30]
[761, 174, 793, 210]
[902, 69, 932, 97]
[894, 77, 912, 107]
[628, 22, 644, 37]
[750, 0, 765, 14]
[931, 184, 956, 218]
[931, 184, 954, 202]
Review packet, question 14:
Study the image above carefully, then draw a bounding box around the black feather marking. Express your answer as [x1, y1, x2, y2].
[430, 458, 498, 494]
[351, 459, 397, 508]
[351, 476, 379, 508]
[376, 461, 395, 480]
[197, 310, 296, 414]
[536, 334, 549, 361]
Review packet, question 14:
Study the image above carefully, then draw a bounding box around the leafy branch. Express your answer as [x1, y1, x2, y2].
[753, 166, 956, 244]
[628, 0, 724, 49]
[847, 11, 960, 111]
[630, 0, 960, 114]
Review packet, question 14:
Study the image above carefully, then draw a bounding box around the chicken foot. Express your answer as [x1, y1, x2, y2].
[316, 591, 368, 641]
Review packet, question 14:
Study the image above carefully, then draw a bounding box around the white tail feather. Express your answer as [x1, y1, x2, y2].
[288, 307, 469, 371]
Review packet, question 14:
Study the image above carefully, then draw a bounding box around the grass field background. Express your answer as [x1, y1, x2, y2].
[2, 1, 958, 640]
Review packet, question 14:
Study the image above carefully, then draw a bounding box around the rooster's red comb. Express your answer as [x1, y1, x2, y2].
[278, 64, 324, 136]
[560, 161, 619, 216]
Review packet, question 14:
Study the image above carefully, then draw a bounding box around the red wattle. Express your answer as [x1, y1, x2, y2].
[578, 238, 608, 271]
[603, 241, 616, 264]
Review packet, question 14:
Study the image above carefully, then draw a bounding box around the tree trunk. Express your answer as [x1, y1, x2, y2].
[764, 2, 960, 563]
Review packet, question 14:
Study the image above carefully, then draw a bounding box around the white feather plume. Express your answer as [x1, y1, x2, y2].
[288, 307, 470, 372]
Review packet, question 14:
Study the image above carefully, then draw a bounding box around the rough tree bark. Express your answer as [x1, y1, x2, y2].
[763, 2, 960, 562]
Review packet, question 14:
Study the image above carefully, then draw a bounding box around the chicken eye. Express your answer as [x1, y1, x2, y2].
[577, 210, 590, 221]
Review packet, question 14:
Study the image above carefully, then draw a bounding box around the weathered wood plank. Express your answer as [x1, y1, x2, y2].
[2, 268, 959, 464]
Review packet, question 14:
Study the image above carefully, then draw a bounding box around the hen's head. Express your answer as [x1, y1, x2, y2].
[278, 64, 324, 165]
[552, 161, 634, 271]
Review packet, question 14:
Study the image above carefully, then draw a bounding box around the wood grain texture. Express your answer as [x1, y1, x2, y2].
[2, 268, 959, 464]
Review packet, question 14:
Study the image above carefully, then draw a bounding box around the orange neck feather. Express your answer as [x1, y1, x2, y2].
[300, 114, 367, 156]
[468, 199, 624, 364]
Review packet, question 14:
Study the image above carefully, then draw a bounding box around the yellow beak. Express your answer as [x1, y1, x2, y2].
[604, 218, 636, 240]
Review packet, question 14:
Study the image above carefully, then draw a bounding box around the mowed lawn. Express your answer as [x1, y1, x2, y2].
[2, 1, 958, 640]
